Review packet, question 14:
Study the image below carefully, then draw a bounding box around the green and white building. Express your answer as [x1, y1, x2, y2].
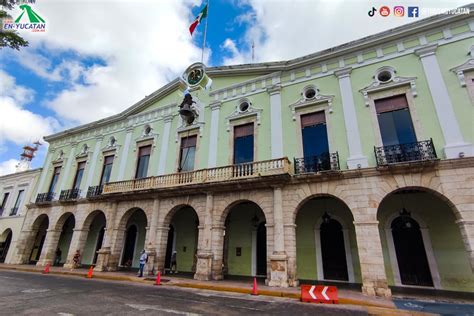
[11, 11, 474, 297]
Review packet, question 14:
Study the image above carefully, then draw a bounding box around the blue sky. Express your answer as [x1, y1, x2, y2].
[0, 0, 471, 175]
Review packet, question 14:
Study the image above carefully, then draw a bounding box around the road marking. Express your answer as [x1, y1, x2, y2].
[21, 289, 50, 293]
[58, 313, 75, 316]
[126, 304, 201, 315]
[404, 302, 423, 309]
[309, 286, 316, 299]
[321, 286, 329, 300]
[226, 305, 262, 311]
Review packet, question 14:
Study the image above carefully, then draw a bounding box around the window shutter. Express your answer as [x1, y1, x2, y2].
[181, 135, 197, 148]
[138, 145, 151, 156]
[375, 95, 408, 114]
[301, 111, 326, 127]
[234, 123, 254, 138]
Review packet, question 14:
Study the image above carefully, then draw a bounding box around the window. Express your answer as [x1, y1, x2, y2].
[179, 136, 197, 172]
[233, 123, 254, 164]
[100, 155, 114, 185]
[135, 145, 151, 179]
[72, 161, 86, 190]
[301, 112, 329, 158]
[375, 95, 417, 146]
[10, 190, 24, 216]
[0, 193, 9, 216]
[48, 166, 61, 194]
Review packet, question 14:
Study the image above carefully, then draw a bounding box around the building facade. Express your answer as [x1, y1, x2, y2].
[0, 168, 41, 264]
[11, 12, 474, 297]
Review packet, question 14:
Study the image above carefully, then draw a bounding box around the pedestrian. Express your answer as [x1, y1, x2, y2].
[170, 251, 177, 274]
[138, 250, 148, 277]
[54, 247, 62, 266]
[71, 249, 80, 270]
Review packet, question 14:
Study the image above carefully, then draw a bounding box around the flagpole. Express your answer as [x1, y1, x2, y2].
[201, 0, 209, 63]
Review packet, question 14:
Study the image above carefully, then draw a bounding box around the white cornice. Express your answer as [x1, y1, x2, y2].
[289, 93, 334, 120]
[359, 75, 418, 106]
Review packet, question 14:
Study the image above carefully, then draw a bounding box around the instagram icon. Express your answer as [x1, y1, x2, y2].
[394, 6, 405, 17]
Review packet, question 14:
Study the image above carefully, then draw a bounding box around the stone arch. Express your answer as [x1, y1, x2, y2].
[0, 228, 13, 263]
[81, 210, 107, 230]
[162, 204, 200, 228]
[219, 198, 269, 228]
[117, 207, 148, 231]
[30, 213, 49, 230]
[117, 207, 148, 269]
[293, 193, 354, 224]
[54, 212, 75, 231]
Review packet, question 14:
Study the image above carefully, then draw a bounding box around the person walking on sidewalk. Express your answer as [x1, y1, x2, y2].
[138, 250, 148, 277]
[170, 251, 177, 274]
[71, 250, 81, 271]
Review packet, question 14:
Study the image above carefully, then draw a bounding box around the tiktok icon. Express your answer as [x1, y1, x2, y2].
[368, 7, 377, 17]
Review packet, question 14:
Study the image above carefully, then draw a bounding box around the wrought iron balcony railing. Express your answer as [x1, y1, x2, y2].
[9, 207, 19, 216]
[36, 192, 55, 203]
[87, 185, 103, 198]
[374, 139, 437, 166]
[103, 157, 292, 194]
[294, 152, 340, 174]
[59, 188, 80, 201]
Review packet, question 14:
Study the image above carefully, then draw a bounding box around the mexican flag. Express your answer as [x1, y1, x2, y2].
[189, 4, 208, 36]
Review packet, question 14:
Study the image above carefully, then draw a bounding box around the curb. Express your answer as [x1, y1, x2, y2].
[0, 265, 397, 310]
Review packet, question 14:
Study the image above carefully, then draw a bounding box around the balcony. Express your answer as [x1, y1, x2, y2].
[59, 189, 81, 202]
[294, 152, 340, 174]
[374, 139, 438, 166]
[36, 192, 55, 204]
[103, 157, 292, 195]
[9, 207, 19, 216]
[87, 185, 103, 199]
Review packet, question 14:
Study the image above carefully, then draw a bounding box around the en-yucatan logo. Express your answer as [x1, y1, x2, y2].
[2, 4, 46, 32]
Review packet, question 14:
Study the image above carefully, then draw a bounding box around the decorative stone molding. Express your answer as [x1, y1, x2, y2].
[289, 88, 334, 120]
[451, 59, 474, 87]
[101, 136, 119, 154]
[209, 100, 222, 111]
[334, 67, 352, 79]
[225, 100, 263, 132]
[414, 43, 438, 58]
[359, 69, 417, 107]
[75, 144, 90, 159]
[52, 149, 65, 164]
[175, 122, 205, 142]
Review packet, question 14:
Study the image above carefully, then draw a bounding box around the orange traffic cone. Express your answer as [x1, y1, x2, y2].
[43, 263, 50, 274]
[251, 277, 258, 295]
[87, 266, 93, 278]
[154, 271, 161, 286]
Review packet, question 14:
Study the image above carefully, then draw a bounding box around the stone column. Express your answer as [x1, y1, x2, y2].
[154, 225, 170, 273]
[36, 229, 61, 266]
[456, 219, 474, 272]
[81, 136, 104, 198]
[144, 199, 160, 275]
[268, 187, 289, 287]
[415, 44, 473, 158]
[95, 202, 117, 271]
[194, 194, 214, 280]
[334, 67, 368, 169]
[284, 223, 298, 287]
[63, 229, 89, 268]
[207, 102, 222, 168]
[11, 229, 36, 264]
[116, 127, 134, 181]
[157, 115, 173, 175]
[267, 77, 284, 159]
[210, 225, 225, 280]
[353, 221, 391, 297]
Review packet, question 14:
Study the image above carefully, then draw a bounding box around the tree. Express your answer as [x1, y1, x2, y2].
[0, 2, 29, 50]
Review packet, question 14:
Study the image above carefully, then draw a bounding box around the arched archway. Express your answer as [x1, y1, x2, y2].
[295, 195, 359, 284]
[222, 201, 267, 279]
[54, 213, 75, 266]
[378, 188, 473, 292]
[163, 205, 199, 275]
[28, 214, 49, 264]
[119, 208, 147, 270]
[0, 229, 13, 263]
[81, 211, 106, 266]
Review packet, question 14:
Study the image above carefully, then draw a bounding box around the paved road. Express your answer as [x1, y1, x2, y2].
[0, 270, 365, 315]
[394, 299, 474, 315]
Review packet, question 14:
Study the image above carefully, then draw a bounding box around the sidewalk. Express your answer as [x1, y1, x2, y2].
[0, 264, 435, 315]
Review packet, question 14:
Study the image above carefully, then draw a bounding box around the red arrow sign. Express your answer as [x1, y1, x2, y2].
[301, 285, 338, 304]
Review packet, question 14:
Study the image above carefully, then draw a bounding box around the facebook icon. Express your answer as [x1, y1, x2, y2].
[408, 7, 419, 17]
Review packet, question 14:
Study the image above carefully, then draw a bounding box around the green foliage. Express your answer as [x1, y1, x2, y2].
[0, 10, 29, 50]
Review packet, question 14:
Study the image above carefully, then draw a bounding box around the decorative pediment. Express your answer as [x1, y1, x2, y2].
[135, 124, 159, 144]
[75, 144, 90, 159]
[52, 149, 65, 164]
[289, 89, 334, 121]
[451, 59, 474, 87]
[101, 136, 120, 153]
[360, 71, 417, 107]
[175, 122, 205, 142]
[225, 98, 263, 131]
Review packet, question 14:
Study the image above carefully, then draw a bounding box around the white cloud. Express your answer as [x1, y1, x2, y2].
[0, 159, 19, 176]
[224, 0, 473, 64]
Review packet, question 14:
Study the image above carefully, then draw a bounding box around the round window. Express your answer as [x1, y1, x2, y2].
[144, 125, 152, 135]
[377, 70, 393, 83]
[239, 101, 250, 112]
[304, 88, 316, 99]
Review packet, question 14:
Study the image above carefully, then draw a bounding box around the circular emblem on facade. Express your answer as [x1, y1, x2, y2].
[187, 68, 204, 86]
[183, 62, 212, 90]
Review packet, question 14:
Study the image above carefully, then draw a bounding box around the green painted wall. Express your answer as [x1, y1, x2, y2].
[170, 207, 198, 273]
[377, 192, 474, 292]
[123, 210, 147, 268]
[295, 198, 361, 282]
[57, 216, 75, 265]
[81, 213, 106, 265]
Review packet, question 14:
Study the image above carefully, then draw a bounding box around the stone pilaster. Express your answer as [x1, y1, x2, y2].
[353, 221, 391, 297]
[36, 229, 61, 266]
[284, 223, 298, 287]
[97, 202, 118, 271]
[154, 225, 170, 273]
[63, 229, 89, 268]
[144, 199, 160, 275]
[456, 219, 474, 272]
[11, 229, 35, 264]
[210, 225, 225, 280]
[268, 187, 289, 287]
[194, 194, 214, 280]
